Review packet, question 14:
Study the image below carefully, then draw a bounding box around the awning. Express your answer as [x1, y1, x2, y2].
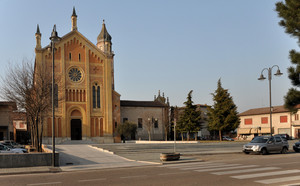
[260, 128, 271, 133]
[250, 128, 258, 134]
[238, 128, 251, 134]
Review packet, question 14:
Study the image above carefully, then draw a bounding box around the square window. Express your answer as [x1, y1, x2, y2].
[244, 118, 252, 125]
[280, 116, 288, 123]
[154, 120, 158, 128]
[138, 118, 143, 128]
[261, 117, 268, 124]
[295, 114, 299, 121]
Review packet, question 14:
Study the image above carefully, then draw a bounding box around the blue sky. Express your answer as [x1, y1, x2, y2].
[0, 0, 298, 112]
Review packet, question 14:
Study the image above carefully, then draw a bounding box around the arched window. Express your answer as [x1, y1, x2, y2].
[97, 86, 100, 108]
[92, 83, 100, 109]
[92, 86, 96, 108]
[78, 53, 81, 61]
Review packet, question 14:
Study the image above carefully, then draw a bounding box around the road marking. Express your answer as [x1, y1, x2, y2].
[256, 176, 300, 184]
[120, 175, 147, 179]
[163, 161, 222, 168]
[282, 183, 300, 186]
[181, 164, 241, 170]
[267, 161, 300, 166]
[166, 162, 227, 169]
[78, 178, 107, 182]
[158, 172, 190, 176]
[27, 182, 61, 186]
[195, 165, 259, 172]
[213, 167, 280, 175]
[232, 169, 300, 179]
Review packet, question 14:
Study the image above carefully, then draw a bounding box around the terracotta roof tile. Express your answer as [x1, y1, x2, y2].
[120, 100, 167, 107]
[239, 105, 289, 116]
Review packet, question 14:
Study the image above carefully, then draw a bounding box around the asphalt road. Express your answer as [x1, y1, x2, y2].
[92, 140, 298, 162]
[2, 152, 300, 186]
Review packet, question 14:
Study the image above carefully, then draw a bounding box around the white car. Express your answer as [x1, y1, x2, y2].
[0, 144, 25, 153]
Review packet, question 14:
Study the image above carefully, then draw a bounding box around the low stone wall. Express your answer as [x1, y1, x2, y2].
[0, 151, 59, 168]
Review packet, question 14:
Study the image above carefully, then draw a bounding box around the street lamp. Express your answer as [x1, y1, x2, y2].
[49, 25, 61, 167]
[258, 65, 283, 136]
[174, 119, 176, 153]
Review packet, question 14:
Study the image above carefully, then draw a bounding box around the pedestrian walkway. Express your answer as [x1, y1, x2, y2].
[56, 144, 154, 171]
[162, 161, 300, 185]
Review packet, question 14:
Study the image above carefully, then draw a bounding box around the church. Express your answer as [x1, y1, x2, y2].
[35, 8, 120, 143]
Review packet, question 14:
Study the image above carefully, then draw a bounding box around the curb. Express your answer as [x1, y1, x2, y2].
[0, 167, 62, 176]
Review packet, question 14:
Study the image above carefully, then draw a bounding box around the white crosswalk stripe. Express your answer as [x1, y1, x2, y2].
[194, 165, 259, 172]
[231, 169, 300, 179]
[181, 163, 241, 170]
[213, 167, 280, 175]
[255, 175, 300, 184]
[163, 162, 300, 185]
[163, 161, 224, 168]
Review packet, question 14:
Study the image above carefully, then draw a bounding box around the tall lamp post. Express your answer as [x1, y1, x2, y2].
[258, 65, 283, 136]
[49, 25, 61, 167]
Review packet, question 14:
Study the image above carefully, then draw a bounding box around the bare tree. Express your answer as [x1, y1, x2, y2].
[0, 60, 52, 152]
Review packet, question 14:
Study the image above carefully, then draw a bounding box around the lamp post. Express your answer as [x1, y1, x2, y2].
[258, 65, 283, 136]
[147, 118, 151, 141]
[174, 119, 176, 153]
[49, 25, 61, 167]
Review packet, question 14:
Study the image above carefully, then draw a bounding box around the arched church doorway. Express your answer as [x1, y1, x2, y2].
[70, 109, 82, 140]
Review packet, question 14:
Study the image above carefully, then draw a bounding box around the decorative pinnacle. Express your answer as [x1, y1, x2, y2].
[36, 24, 41, 35]
[72, 6, 77, 17]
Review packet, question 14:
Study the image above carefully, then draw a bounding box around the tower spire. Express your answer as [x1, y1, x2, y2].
[72, 6, 77, 17]
[97, 19, 112, 53]
[35, 24, 41, 49]
[71, 6, 78, 31]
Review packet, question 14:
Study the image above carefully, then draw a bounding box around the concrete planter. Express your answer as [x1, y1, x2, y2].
[160, 152, 180, 161]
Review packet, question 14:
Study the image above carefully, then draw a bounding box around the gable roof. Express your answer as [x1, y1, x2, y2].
[239, 105, 290, 116]
[121, 100, 167, 107]
[41, 30, 111, 58]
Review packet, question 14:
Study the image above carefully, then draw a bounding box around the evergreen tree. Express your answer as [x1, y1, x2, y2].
[207, 79, 240, 141]
[178, 90, 202, 140]
[276, 0, 300, 112]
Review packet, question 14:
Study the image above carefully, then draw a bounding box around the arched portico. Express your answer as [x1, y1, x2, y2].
[67, 106, 86, 140]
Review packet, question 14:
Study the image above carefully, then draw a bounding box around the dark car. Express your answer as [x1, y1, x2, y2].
[293, 141, 300, 152]
[0, 140, 27, 152]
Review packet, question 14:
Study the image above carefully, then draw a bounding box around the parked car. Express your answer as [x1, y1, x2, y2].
[243, 135, 289, 155]
[0, 144, 26, 153]
[0, 140, 25, 148]
[222, 136, 234, 141]
[274, 134, 289, 140]
[293, 140, 300, 152]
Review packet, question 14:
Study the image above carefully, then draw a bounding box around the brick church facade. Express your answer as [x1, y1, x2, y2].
[35, 8, 120, 143]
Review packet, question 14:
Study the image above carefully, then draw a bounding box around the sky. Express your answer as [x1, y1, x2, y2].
[0, 0, 298, 113]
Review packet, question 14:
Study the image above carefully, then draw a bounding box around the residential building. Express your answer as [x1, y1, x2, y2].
[0, 102, 17, 140]
[238, 105, 300, 140]
[35, 8, 120, 143]
[12, 112, 29, 144]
